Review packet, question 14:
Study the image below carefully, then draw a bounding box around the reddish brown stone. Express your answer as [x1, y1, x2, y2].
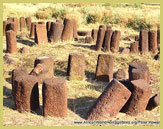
[99, 25, 106, 30]
[110, 30, 121, 52]
[13, 75, 40, 112]
[13, 17, 18, 32]
[42, 78, 67, 117]
[30, 64, 49, 76]
[157, 29, 160, 45]
[95, 28, 105, 51]
[19, 17, 25, 31]
[95, 54, 114, 82]
[32, 56, 54, 83]
[130, 41, 139, 54]
[87, 79, 131, 120]
[61, 18, 73, 41]
[46, 21, 52, 41]
[67, 53, 85, 80]
[139, 30, 149, 54]
[35, 24, 48, 44]
[148, 30, 158, 53]
[3, 21, 9, 36]
[114, 69, 128, 80]
[49, 22, 64, 43]
[30, 22, 37, 38]
[146, 93, 160, 110]
[77, 30, 91, 36]
[8, 22, 17, 33]
[72, 19, 78, 40]
[85, 36, 93, 43]
[91, 29, 98, 43]
[6, 30, 17, 53]
[122, 79, 151, 116]
[12, 67, 28, 101]
[7, 17, 14, 22]
[103, 29, 113, 52]
[106, 25, 112, 30]
[129, 62, 150, 83]
[3, 54, 17, 66]
[25, 17, 32, 31]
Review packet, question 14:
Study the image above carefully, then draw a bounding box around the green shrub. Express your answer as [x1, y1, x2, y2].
[52, 8, 66, 20]
[101, 14, 120, 24]
[86, 13, 99, 24]
[127, 16, 152, 31]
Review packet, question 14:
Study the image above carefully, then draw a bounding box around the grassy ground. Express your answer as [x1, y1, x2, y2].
[3, 3, 160, 126]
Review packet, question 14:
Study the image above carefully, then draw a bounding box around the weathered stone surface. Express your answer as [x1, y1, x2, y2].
[8, 22, 18, 33]
[103, 29, 113, 52]
[12, 67, 28, 101]
[13, 17, 18, 31]
[72, 19, 78, 40]
[129, 62, 150, 83]
[91, 29, 98, 43]
[42, 78, 67, 117]
[148, 30, 158, 53]
[85, 36, 93, 43]
[114, 69, 128, 80]
[146, 93, 160, 110]
[25, 17, 32, 31]
[30, 22, 37, 38]
[30, 63, 49, 76]
[99, 25, 106, 30]
[139, 30, 148, 54]
[3, 21, 9, 36]
[19, 47, 29, 54]
[3, 54, 17, 66]
[35, 24, 48, 44]
[6, 30, 17, 54]
[46, 21, 52, 41]
[157, 29, 160, 45]
[13, 75, 40, 112]
[96, 28, 105, 51]
[7, 17, 14, 22]
[31, 56, 54, 83]
[95, 54, 114, 82]
[61, 18, 73, 41]
[49, 22, 64, 42]
[87, 79, 131, 120]
[110, 30, 121, 52]
[130, 41, 139, 54]
[78, 30, 91, 36]
[19, 17, 25, 31]
[67, 53, 85, 80]
[121, 79, 151, 116]
[121, 47, 130, 54]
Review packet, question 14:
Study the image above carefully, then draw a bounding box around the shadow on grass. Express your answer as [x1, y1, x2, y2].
[72, 44, 96, 50]
[68, 96, 97, 119]
[54, 69, 67, 77]
[17, 39, 35, 46]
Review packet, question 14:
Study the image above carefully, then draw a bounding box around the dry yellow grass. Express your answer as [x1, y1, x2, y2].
[3, 3, 160, 126]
